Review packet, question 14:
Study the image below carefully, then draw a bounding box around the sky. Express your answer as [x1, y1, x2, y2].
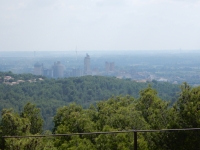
[0, 0, 200, 51]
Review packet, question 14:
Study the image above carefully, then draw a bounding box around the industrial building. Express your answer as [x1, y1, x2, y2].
[43, 68, 53, 78]
[105, 62, 115, 72]
[52, 61, 64, 78]
[34, 62, 43, 75]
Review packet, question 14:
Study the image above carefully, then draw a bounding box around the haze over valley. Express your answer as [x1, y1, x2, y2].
[1, 50, 200, 86]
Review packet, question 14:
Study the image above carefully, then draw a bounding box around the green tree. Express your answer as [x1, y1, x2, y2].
[53, 104, 95, 149]
[136, 86, 170, 150]
[21, 102, 43, 134]
[0, 103, 53, 150]
[1, 109, 30, 136]
[164, 83, 200, 150]
[136, 86, 169, 129]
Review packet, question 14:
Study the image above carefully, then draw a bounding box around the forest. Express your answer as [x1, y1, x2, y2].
[0, 82, 200, 149]
[0, 72, 180, 130]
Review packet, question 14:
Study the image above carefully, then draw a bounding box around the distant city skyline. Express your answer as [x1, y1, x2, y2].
[1, 50, 200, 86]
[0, 0, 200, 51]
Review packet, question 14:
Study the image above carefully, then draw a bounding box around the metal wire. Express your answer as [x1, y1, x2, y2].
[3, 128, 200, 138]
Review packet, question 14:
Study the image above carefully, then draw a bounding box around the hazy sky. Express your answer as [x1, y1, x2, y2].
[0, 0, 200, 51]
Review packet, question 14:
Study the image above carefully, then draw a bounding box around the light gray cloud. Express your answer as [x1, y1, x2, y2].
[95, 0, 126, 7]
[0, 0, 200, 51]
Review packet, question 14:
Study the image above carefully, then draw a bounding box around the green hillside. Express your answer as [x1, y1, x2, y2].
[0, 72, 180, 130]
[1, 83, 200, 149]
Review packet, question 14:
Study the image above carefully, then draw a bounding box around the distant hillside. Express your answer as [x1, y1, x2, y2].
[0, 72, 180, 129]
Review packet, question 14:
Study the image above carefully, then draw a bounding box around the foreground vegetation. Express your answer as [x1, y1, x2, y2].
[0, 82, 200, 149]
[0, 72, 180, 130]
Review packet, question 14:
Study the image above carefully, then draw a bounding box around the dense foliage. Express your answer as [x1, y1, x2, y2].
[0, 72, 180, 130]
[0, 83, 200, 149]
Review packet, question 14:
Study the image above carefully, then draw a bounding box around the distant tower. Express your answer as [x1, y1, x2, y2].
[105, 62, 115, 72]
[53, 61, 64, 78]
[34, 62, 43, 75]
[105, 62, 110, 72]
[110, 62, 115, 71]
[84, 54, 90, 75]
